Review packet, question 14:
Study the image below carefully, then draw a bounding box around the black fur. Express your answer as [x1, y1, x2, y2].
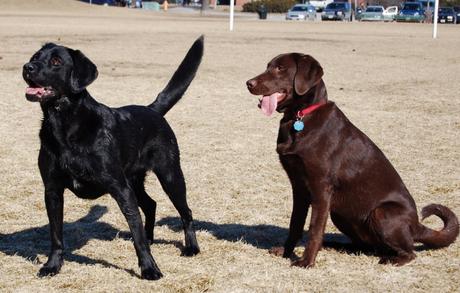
[22, 36, 204, 280]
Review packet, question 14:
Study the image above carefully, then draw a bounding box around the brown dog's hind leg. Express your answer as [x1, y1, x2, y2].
[377, 227, 416, 266]
[371, 205, 417, 266]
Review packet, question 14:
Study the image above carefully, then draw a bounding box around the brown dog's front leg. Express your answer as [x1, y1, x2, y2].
[292, 187, 331, 268]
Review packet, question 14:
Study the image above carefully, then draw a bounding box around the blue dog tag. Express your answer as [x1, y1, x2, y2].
[293, 120, 304, 132]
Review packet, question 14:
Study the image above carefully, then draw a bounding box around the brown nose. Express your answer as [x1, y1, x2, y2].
[246, 79, 257, 89]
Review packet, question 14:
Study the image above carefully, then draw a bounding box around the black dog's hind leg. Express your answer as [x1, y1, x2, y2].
[131, 174, 157, 244]
[154, 161, 200, 257]
[106, 173, 163, 280]
[38, 150, 66, 277]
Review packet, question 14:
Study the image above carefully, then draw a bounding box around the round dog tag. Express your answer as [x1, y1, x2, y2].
[293, 120, 304, 132]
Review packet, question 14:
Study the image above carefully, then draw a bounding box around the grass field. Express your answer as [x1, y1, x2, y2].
[0, 0, 459, 292]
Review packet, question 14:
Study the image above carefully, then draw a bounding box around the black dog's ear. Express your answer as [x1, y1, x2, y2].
[68, 49, 98, 94]
[294, 54, 324, 96]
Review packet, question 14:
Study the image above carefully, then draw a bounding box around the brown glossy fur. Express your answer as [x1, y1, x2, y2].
[246, 53, 459, 267]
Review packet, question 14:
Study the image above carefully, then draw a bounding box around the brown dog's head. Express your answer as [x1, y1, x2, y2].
[246, 53, 324, 116]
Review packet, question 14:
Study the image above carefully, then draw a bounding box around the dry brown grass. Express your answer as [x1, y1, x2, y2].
[0, 0, 459, 292]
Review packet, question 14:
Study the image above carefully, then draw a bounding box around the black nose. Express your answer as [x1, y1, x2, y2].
[23, 63, 36, 73]
[246, 79, 257, 89]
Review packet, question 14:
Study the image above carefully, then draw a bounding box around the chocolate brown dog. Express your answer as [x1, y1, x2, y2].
[246, 53, 459, 267]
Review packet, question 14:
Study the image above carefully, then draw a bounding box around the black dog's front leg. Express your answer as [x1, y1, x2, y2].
[39, 188, 64, 277]
[109, 181, 163, 280]
[38, 150, 65, 277]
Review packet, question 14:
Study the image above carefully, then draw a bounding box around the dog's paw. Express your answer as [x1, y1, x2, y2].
[269, 246, 285, 257]
[37, 265, 61, 277]
[379, 254, 415, 266]
[181, 245, 200, 257]
[141, 267, 163, 280]
[291, 259, 315, 268]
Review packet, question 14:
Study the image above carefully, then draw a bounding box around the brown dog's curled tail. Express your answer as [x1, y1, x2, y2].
[415, 204, 459, 248]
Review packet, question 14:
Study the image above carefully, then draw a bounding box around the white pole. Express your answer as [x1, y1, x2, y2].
[433, 0, 439, 38]
[230, 0, 234, 31]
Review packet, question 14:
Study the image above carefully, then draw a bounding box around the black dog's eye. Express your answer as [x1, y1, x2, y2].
[50, 57, 62, 66]
[31, 53, 40, 61]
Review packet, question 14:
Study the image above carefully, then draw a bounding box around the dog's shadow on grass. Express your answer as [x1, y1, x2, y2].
[0, 205, 178, 278]
[157, 216, 429, 257]
[157, 216, 352, 251]
[1, 206, 430, 276]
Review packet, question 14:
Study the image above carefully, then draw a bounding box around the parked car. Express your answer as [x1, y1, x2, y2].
[359, 5, 384, 21]
[394, 2, 425, 23]
[382, 6, 399, 21]
[286, 4, 317, 21]
[321, 2, 352, 21]
[437, 7, 457, 23]
[79, 0, 116, 5]
[417, 0, 435, 12]
[454, 6, 460, 24]
[310, 0, 334, 12]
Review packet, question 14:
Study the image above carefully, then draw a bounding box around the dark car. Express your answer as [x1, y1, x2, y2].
[454, 7, 460, 24]
[321, 2, 352, 21]
[437, 7, 457, 23]
[395, 2, 425, 22]
[79, 0, 117, 5]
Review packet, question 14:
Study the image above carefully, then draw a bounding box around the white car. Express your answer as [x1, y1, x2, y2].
[286, 4, 317, 20]
[309, 0, 333, 11]
[383, 6, 399, 21]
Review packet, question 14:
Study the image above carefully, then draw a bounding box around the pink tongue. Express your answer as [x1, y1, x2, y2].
[26, 87, 45, 96]
[260, 93, 279, 116]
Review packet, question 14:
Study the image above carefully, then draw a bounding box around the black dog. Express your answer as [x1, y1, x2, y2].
[22, 36, 204, 280]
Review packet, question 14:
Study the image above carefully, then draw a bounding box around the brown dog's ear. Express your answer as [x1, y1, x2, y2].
[294, 54, 324, 96]
[68, 49, 98, 94]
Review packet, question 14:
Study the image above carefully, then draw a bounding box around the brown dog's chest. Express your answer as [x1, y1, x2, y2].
[276, 119, 296, 155]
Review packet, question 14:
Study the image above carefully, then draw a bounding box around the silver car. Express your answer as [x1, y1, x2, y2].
[286, 4, 317, 21]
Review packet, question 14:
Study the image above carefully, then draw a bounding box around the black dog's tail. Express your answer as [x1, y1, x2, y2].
[414, 204, 459, 248]
[149, 35, 204, 116]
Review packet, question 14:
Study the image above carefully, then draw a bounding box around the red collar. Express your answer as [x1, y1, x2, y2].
[296, 102, 326, 119]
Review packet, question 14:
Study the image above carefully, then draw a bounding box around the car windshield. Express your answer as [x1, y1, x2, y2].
[439, 7, 453, 13]
[419, 0, 435, 9]
[326, 3, 345, 9]
[366, 7, 383, 12]
[403, 3, 421, 10]
[292, 6, 308, 11]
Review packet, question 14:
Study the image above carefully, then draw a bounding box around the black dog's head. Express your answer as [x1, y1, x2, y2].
[23, 43, 98, 103]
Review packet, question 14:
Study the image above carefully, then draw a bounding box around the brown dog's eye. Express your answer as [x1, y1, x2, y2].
[50, 57, 62, 66]
[276, 66, 285, 71]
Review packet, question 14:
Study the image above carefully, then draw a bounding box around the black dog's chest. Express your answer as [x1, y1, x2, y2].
[60, 149, 93, 178]
[67, 177, 106, 199]
[59, 150, 107, 199]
